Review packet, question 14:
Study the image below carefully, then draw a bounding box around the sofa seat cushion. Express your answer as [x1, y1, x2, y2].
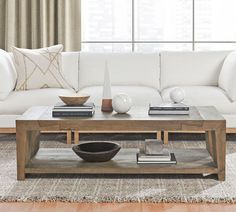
[78, 86, 162, 107]
[222, 115, 236, 128]
[0, 88, 75, 115]
[0, 115, 19, 128]
[161, 86, 236, 114]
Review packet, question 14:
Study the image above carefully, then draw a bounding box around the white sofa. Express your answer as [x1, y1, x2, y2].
[0, 51, 235, 137]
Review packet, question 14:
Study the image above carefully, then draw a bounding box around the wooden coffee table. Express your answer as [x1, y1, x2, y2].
[16, 106, 226, 181]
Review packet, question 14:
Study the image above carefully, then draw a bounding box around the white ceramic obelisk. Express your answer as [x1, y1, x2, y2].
[101, 61, 113, 112]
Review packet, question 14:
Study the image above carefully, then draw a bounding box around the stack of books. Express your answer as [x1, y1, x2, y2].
[52, 102, 95, 117]
[137, 139, 177, 164]
[148, 103, 189, 115]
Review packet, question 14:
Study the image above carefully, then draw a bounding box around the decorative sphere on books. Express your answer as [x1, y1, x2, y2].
[112, 93, 132, 114]
[170, 87, 185, 103]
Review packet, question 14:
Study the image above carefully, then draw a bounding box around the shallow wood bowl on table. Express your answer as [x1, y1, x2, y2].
[59, 94, 90, 105]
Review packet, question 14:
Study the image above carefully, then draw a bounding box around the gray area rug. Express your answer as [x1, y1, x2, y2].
[0, 134, 236, 203]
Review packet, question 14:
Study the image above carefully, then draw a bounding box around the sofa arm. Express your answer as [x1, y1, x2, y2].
[0, 49, 17, 100]
[219, 51, 236, 102]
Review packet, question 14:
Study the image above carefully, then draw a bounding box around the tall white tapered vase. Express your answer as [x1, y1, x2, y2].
[101, 61, 113, 112]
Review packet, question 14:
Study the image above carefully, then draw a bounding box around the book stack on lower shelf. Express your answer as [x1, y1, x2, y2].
[52, 102, 95, 117]
[137, 139, 177, 164]
[148, 103, 189, 115]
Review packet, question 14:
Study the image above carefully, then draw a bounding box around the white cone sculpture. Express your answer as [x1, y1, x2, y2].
[101, 61, 113, 112]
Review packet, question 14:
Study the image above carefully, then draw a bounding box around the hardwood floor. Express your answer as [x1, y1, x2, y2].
[0, 203, 235, 212]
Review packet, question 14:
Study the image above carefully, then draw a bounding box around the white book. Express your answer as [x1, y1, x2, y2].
[138, 154, 171, 162]
[137, 153, 177, 164]
[149, 110, 189, 115]
[137, 160, 176, 164]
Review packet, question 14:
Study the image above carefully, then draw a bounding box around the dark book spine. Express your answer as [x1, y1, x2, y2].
[52, 111, 93, 117]
[149, 107, 189, 111]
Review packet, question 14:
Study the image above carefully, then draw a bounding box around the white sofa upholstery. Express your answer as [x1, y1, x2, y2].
[161, 86, 236, 114]
[0, 50, 236, 130]
[0, 50, 17, 100]
[160, 51, 229, 89]
[79, 53, 160, 89]
[0, 88, 75, 115]
[61, 52, 80, 91]
[79, 86, 162, 107]
[222, 115, 236, 128]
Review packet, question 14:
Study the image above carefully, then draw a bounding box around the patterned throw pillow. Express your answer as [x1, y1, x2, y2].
[12, 45, 71, 91]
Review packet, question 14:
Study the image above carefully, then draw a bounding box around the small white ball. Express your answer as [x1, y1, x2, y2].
[112, 93, 132, 114]
[170, 87, 185, 103]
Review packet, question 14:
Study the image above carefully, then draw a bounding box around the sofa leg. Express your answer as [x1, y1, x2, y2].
[74, 131, 79, 144]
[156, 131, 162, 140]
[66, 130, 72, 144]
[164, 131, 169, 144]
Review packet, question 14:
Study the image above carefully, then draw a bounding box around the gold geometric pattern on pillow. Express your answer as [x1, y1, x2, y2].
[12, 45, 70, 91]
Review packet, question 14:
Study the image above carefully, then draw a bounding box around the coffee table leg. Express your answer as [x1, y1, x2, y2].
[206, 131, 214, 159]
[210, 129, 226, 181]
[66, 130, 72, 144]
[74, 130, 80, 144]
[16, 127, 40, 180]
[163, 131, 169, 144]
[156, 131, 162, 140]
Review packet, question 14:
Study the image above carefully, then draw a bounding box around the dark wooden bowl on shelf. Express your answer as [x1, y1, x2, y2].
[72, 141, 121, 162]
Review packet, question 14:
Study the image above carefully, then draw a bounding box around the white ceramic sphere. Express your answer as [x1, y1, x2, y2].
[112, 93, 132, 114]
[170, 87, 185, 103]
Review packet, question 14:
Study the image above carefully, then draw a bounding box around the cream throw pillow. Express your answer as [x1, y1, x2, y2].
[12, 45, 71, 91]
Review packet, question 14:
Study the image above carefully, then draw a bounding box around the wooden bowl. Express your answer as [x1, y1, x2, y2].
[72, 141, 121, 162]
[59, 94, 90, 106]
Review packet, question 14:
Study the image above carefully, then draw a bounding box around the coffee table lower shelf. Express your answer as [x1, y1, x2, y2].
[25, 148, 218, 177]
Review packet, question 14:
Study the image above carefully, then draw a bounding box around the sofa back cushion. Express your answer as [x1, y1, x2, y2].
[160, 51, 230, 89]
[0, 50, 17, 100]
[61, 52, 80, 91]
[79, 52, 160, 89]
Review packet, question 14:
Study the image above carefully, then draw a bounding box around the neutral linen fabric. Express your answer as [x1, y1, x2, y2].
[8, 51, 80, 91]
[160, 51, 230, 89]
[12, 45, 71, 90]
[78, 86, 162, 107]
[0, 49, 17, 100]
[223, 115, 236, 128]
[0, 0, 81, 51]
[61, 52, 80, 91]
[161, 86, 236, 114]
[0, 136, 236, 203]
[219, 51, 236, 101]
[0, 115, 19, 128]
[0, 88, 75, 115]
[79, 53, 160, 89]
